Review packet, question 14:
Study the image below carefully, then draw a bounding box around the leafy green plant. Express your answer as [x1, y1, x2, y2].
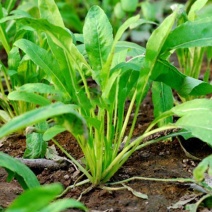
[0, 0, 49, 126]
[0, 151, 40, 189]
[185, 155, 212, 211]
[175, 0, 212, 101]
[0, 152, 87, 211]
[152, 0, 212, 124]
[5, 183, 87, 212]
[0, 0, 212, 194]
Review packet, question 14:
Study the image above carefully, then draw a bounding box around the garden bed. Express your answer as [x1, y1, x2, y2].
[0, 96, 211, 211]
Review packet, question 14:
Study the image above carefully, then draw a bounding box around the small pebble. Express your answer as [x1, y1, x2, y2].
[159, 152, 165, 156]
[63, 174, 69, 180]
[166, 151, 170, 155]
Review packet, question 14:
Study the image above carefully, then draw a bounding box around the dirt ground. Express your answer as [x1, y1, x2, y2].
[0, 95, 211, 212]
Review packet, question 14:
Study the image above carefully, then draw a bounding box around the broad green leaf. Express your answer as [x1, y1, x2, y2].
[193, 155, 212, 182]
[171, 99, 212, 116]
[112, 47, 128, 68]
[175, 111, 212, 145]
[161, 17, 212, 53]
[17, 83, 59, 94]
[83, 5, 113, 71]
[151, 59, 212, 97]
[38, 0, 65, 28]
[0, 152, 40, 189]
[8, 91, 51, 106]
[152, 82, 173, 126]
[0, 102, 82, 138]
[24, 133, 47, 159]
[43, 125, 66, 141]
[39, 198, 87, 212]
[188, 0, 208, 21]
[6, 183, 63, 212]
[113, 41, 145, 67]
[16, 17, 75, 57]
[14, 39, 69, 98]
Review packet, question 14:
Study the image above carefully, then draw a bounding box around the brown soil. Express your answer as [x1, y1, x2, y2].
[0, 95, 211, 212]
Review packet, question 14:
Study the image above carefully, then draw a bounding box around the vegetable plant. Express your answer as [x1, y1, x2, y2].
[0, 152, 87, 211]
[0, 0, 53, 126]
[175, 0, 212, 101]
[0, 0, 212, 194]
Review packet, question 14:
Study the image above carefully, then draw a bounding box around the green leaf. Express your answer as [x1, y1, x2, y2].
[43, 125, 66, 141]
[151, 59, 212, 97]
[24, 133, 47, 159]
[83, 5, 113, 71]
[136, 10, 177, 111]
[0, 110, 11, 123]
[17, 83, 59, 94]
[14, 39, 69, 98]
[19, 17, 74, 47]
[171, 99, 212, 116]
[188, 0, 208, 21]
[0, 152, 40, 189]
[114, 15, 140, 44]
[152, 82, 173, 126]
[39, 198, 87, 212]
[175, 111, 212, 145]
[101, 15, 140, 87]
[8, 91, 51, 106]
[145, 10, 177, 67]
[0, 103, 82, 138]
[161, 17, 212, 53]
[115, 41, 145, 57]
[38, 0, 65, 28]
[193, 155, 212, 182]
[6, 183, 63, 212]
